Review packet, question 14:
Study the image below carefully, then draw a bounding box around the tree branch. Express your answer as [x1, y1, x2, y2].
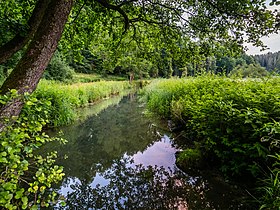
[145, 0, 199, 31]
[70, 0, 87, 24]
[0, 0, 51, 64]
[94, 0, 130, 34]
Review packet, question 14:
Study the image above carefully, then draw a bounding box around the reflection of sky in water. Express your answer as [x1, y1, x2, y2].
[132, 135, 177, 169]
[58, 177, 80, 196]
[90, 173, 110, 188]
[59, 134, 177, 196]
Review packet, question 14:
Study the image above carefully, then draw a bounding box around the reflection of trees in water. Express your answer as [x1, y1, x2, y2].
[43, 95, 168, 183]
[43, 95, 250, 210]
[55, 157, 216, 210]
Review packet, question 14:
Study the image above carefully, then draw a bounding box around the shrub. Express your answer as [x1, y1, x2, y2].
[143, 76, 280, 176]
[0, 90, 65, 209]
[176, 147, 202, 169]
[229, 64, 269, 78]
[44, 52, 74, 82]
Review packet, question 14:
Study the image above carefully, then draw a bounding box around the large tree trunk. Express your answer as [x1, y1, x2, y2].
[0, 0, 74, 131]
[0, 0, 51, 64]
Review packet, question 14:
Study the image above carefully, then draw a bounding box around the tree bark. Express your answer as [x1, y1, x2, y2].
[0, 0, 51, 64]
[0, 0, 74, 131]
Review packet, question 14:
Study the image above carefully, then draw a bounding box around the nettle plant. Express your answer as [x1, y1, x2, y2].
[0, 90, 65, 209]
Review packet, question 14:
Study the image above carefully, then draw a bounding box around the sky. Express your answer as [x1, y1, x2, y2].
[246, 1, 280, 55]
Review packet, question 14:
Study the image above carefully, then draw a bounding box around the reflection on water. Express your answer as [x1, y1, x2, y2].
[131, 135, 177, 168]
[55, 157, 210, 210]
[43, 94, 250, 209]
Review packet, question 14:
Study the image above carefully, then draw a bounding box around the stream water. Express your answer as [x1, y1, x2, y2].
[43, 94, 252, 210]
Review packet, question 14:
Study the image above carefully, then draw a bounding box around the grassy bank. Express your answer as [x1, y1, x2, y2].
[72, 73, 127, 83]
[142, 76, 280, 208]
[32, 79, 132, 126]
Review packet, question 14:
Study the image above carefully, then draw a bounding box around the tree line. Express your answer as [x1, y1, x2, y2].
[254, 51, 280, 72]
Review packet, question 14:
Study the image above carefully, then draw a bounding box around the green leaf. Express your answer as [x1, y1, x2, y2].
[0, 151, 7, 156]
[15, 189, 24, 199]
[3, 182, 16, 191]
[21, 196, 28, 206]
[31, 205, 38, 210]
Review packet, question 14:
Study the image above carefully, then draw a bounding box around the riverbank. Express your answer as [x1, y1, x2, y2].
[31, 79, 134, 126]
[142, 76, 280, 209]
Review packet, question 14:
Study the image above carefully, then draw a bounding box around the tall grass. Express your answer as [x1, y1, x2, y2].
[142, 76, 280, 208]
[33, 80, 132, 126]
[72, 73, 127, 83]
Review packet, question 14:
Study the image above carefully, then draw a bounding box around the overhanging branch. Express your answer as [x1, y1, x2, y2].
[94, 0, 130, 34]
[0, 0, 51, 64]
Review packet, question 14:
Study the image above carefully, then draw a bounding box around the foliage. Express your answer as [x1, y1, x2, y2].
[0, 0, 35, 44]
[143, 76, 280, 176]
[176, 147, 202, 169]
[33, 80, 132, 126]
[142, 76, 280, 207]
[68, 49, 103, 75]
[257, 154, 280, 210]
[179, 53, 257, 77]
[56, 0, 278, 79]
[0, 90, 65, 209]
[0, 51, 23, 84]
[229, 64, 269, 78]
[254, 51, 280, 72]
[72, 73, 127, 83]
[44, 52, 74, 82]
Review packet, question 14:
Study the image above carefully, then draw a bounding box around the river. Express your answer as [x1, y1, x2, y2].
[42, 94, 252, 209]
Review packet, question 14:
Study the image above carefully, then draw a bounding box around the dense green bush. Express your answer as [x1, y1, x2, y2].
[229, 63, 269, 78]
[44, 53, 74, 82]
[142, 76, 280, 208]
[0, 90, 65, 209]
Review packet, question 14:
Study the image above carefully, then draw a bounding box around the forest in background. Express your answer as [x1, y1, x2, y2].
[1, 47, 280, 84]
[254, 51, 280, 72]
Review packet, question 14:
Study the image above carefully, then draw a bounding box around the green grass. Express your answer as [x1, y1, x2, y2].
[142, 75, 280, 209]
[33, 79, 132, 126]
[72, 73, 127, 83]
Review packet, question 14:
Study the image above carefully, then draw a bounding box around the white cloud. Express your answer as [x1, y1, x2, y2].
[246, 33, 280, 55]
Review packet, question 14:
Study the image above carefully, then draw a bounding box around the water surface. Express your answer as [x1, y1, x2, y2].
[44, 94, 250, 209]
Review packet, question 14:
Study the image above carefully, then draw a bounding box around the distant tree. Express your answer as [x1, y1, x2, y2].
[44, 51, 74, 81]
[229, 63, 269, 78]
[254, 51, 280, 72]
[216, 56, 236, 75]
